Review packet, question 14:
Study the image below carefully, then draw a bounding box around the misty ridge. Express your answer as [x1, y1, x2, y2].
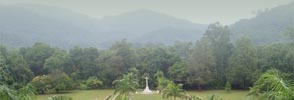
[0, 2, 294, 48]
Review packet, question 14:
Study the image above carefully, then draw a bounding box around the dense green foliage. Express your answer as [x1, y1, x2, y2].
[227, 37, 259, 89]
[0, 23, 293, 100]
[79, 76, 103, 90]
[0, 46, 33, 88]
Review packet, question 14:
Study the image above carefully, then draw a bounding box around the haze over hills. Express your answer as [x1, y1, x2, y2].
[0, 4, 99, 48]
[230, 2, 294, 45]
[96, 9, 207, 45]
[0, 4, 207, 48]
[1, 2, 294, 48]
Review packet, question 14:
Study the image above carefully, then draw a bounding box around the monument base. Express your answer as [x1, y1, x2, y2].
[142, 86, 153, 94]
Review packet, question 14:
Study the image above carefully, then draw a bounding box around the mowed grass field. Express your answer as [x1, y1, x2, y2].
[37, 90, 249, 100]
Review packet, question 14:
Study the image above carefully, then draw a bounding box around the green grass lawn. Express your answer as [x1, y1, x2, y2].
[37, 90, 249, 100]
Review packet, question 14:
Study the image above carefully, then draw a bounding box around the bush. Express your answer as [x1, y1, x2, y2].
[79, 76, 103, 90]
[50, 73, 73, 93]
[30, 75, 52, 94]
[31, 73, 73, 94]
[85, 76, 103, 89]
[79, 84, 88, 90]
[224, 81, 231, 92]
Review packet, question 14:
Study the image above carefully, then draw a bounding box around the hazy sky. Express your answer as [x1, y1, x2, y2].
[0, 0, 292, 24]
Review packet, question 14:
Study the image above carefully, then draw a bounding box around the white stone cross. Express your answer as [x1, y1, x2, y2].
[142, 76, 152, 94]
[145, 77, 149, 88]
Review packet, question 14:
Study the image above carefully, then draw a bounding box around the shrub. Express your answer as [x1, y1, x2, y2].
[30, 75, 52, 94]
[50, 73, 73, 93]
[79, 84, 88, 90]
[224, 81, 231, 92]
[85, 76, 103, 89]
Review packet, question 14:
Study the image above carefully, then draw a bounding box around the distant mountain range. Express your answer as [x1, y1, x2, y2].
[1, 2, 294, 48]
[0, 4, 207, 48]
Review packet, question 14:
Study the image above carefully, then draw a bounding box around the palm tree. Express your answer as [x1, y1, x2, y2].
[113, 73, 138, 100]
[161, 83, 186, 100]
[248, 69, 294, 100]
[18, 84, 37, 100]
[0, 84, 38, 100]
[0, 85, 18, 100]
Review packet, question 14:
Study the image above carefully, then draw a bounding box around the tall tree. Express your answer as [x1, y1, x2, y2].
[202, 22, 232, 87]
[20, 42, 55, 75]
[69, 47, 99, 80]
[168, 61, 189, 83]
[258, 43, 294, 75]
[6, 51, 33, 88]
[96, 39, 136, 87]
[0, 46, 33, 88]
[188, 39, 216, 90]
[227, 37, 259, 89]
[171, 41, 193, 60]
[110, 39, 136, 73]
[44, 49, 69, 73]
[136, 47, 179, 88]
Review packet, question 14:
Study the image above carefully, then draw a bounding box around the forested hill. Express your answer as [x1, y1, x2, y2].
[0, 4, 207, 48]
[96, 10, 207, 45]
[2, 2, 293, 48]
[230, 2, 294, 45]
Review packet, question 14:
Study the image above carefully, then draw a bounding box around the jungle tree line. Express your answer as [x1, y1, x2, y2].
[1, 23, 294, 94]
